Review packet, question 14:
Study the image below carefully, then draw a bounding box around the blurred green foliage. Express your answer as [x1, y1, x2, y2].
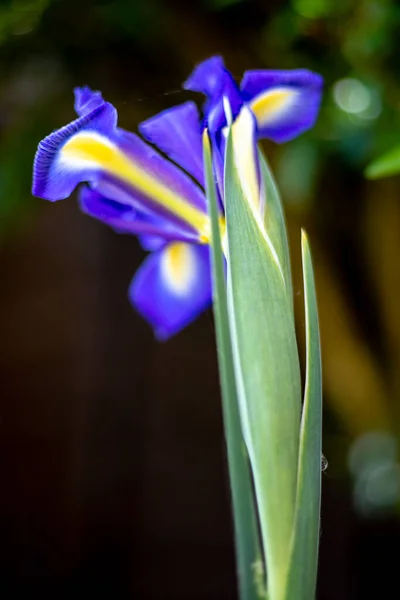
[365, 144, 400, 179]
[0, 0, 50, 41]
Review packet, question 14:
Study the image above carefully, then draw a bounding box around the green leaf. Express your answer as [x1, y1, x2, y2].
[224, 127, 302, 600]
[203, 132, 264, 600]
[258, 151, 293, 304]
[284, 231, 322, 600]
[365, 145, 400, 179]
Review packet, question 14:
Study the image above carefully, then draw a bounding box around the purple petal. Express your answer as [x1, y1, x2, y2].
[32, 94, 209, 243]
[208, 129, 225, 209]
[183, 56, 226, 97]
[240, 69, 323, 142]
[74, 86, 105, 117]
[139, 102, 204, 186]
[206, 75, 243, 133]
[183, 56, 243, 133]
[78, 186, 189, 243]
[129, 242, 212, 340]
[138, 234, 166, 251]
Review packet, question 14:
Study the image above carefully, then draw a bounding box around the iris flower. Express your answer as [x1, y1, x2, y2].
[32, 56, 322, 339]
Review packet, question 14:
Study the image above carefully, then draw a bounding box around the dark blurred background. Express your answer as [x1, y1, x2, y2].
[1, 0, 400, 598]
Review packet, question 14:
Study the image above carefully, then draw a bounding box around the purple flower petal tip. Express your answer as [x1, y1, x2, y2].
[74, 86, 105, 117]
[183, 56, 244, 133]
[183, 55, 226, 96]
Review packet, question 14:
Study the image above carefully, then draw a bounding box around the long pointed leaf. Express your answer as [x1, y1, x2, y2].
[284, 231, 322, 600]
[203, 132, 264, 600]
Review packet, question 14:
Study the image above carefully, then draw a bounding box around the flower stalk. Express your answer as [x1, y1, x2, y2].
[204, 111, 323, 600]
[204, 131, 264, 600]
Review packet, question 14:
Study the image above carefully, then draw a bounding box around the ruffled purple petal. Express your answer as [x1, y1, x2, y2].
[139, 101, 204, 186]
[129, 243, 212, 340]
[32, 101, 117, 200]
[74, 86, 105, 117]
[32, 93, 209, 243]
[240, 69, 323, 142]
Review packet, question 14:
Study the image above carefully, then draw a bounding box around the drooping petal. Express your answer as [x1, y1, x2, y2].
[129, 242, 212, 340]
[78, 186, 184, 244]
[32, 95, 210, 243]
[139, 101, 204, 186]
[240, 69, 323, 142]
[74, 86, 105, 117]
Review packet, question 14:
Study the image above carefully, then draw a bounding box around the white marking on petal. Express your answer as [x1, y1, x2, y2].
[161, 242, 196, 296]
[223, 96, 233, 127]
[250, 87, 299, 128]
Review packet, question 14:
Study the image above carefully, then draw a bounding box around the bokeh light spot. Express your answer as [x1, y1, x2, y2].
[348, 432, 400, 515]
[333, 78, 371, 115]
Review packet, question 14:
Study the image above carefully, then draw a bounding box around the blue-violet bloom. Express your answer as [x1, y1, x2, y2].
[32, 56, 323, 339]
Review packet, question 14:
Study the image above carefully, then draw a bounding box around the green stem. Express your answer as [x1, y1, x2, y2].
[203, 132, 264, 600]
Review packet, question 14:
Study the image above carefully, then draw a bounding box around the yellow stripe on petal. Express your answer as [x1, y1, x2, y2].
[161, 242, 196, 295]
[250, 88, 296, 128]
[60, 131, 210, 240]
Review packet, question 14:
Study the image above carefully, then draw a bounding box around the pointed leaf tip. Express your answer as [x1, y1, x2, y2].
[284, 229, 322, 600]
